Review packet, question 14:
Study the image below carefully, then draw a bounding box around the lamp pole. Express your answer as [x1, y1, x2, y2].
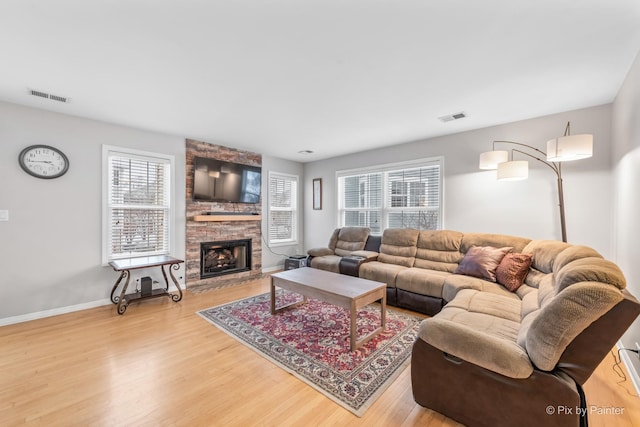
[494, 142, 567, 243]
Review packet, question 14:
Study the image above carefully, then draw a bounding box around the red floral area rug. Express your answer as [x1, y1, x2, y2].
[197, 291, 421, 416]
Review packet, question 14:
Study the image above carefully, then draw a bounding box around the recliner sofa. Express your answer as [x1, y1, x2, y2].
[306, 227, 378, 273]
[309, 227, 640, 427]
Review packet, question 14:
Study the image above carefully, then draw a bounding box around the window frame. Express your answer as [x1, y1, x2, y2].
[336, 157, 444, 234]
[101, 145, 175, 264]
[267, 171, 299, 247]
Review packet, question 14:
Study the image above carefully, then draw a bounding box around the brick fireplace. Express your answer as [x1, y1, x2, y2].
[185, 139, 262, 290]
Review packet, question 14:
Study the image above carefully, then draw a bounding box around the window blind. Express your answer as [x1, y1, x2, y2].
[269, 173, 298, 244]
[340, 172, 383, 235]
[387, 165, 441, 230]
[338, 159, 442, 234]
[107, 154, 171, 259]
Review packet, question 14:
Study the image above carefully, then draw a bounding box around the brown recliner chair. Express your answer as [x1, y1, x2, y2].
[306, 227, 376, 274]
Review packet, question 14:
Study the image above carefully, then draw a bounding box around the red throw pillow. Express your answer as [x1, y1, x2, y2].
[454, 246, 512, 282]
[496, 253, 533, 291]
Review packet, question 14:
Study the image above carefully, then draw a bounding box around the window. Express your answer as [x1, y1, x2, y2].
[337, 158, 443, 234]
[102, 146, 174, 263]
[268, 172, 298, 246]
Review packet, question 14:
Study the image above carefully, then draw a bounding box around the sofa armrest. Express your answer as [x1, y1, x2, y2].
[418, 318, 533, 379]
[349, 250, 378, 261]
[307, 247, 334, 257]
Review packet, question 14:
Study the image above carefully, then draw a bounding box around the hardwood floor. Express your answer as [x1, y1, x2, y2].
[1, 276, 638, 426]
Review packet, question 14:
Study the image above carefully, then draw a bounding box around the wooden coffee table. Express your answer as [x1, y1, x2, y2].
[270, 267, 387, 351]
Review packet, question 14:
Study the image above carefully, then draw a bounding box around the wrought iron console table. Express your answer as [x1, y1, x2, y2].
[109, 255, 184, 315]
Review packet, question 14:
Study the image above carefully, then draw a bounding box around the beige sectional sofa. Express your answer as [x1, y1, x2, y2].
[310, 227, 640, 427]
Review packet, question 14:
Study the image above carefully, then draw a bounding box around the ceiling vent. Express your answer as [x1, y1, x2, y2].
[28, 89, 69, 103]
[438, 112, 466, 123]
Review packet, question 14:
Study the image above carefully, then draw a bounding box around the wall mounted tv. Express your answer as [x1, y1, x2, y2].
[193, 157, 262, 203]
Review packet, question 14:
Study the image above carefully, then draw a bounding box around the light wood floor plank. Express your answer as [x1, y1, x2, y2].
[0, 276, 637, 426]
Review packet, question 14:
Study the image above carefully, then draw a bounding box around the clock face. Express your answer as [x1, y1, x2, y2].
[19, 145, 69, 179]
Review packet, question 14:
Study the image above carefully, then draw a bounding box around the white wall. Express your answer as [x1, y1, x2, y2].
[612, 51, 640, 378]
[304, 105, 613, 258]
[0, 101, 186, 323]
[0, 101, 306, 323]
[261, 155, 305, 270]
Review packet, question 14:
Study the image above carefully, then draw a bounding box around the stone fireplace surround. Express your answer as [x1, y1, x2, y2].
[185, 139, 263, 290]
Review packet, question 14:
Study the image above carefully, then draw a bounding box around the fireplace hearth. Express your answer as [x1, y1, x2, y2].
[200, 239, 251, 279]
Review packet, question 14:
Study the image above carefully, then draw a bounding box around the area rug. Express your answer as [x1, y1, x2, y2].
[197, 291, 422, 416]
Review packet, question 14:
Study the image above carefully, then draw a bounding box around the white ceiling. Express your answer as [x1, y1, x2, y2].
[1, 1, 639, 162]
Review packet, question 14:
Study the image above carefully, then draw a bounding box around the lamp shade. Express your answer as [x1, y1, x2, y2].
[546, 134, 593, 162]
[479, 150, 509, 170]
[497, 160, 528, 181]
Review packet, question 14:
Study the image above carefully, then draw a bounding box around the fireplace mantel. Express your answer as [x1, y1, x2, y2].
[192, 215, 262, 222]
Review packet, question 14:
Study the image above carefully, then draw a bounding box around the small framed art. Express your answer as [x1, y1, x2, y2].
[313, 178, 322, 210]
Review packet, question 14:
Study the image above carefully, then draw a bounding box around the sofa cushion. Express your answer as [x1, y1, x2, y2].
[413, 230, 463, 272]
[554, 257, 626, 292]
[496, 253, 532, 291]
[333, 227, 370, 256]
[327, 228, 340, 251]
[460, 233, 530, 254]
[552, 245, 602, 272]
[454, 245, 512, 282]
[537, 274, 555, 308]
[309, 255, 342, 273]
[377, 228, 419, 267]
[525, 282, 624, 371]
[359, 261, 407, 288]
[395, 268, 451, 298]
[446, 289, 522, 322]
[307, 247, 334, 257]
[515, 283, 537, 300]
[443, 274, 518, 303]
[523, 268, 547, 288]
[522, 240, 570, 274]
[419, 290, 532, 378]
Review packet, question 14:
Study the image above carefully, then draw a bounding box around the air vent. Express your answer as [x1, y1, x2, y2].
[438, 112, 466, 123]
[28, 89, 69, 103]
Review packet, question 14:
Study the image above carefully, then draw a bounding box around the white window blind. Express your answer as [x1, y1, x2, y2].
[104, 147, 173, 261]
[268, 172, 298, 245]
[341, 172, 383, 235]
[338, 158, 443, 234]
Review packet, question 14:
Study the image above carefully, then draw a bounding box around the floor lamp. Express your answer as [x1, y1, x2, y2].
[479, 122, 593, 243]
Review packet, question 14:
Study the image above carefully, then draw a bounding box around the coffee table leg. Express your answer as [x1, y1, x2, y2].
[270, 277, 277, 315]
[350, 301, 357, 351]
[271, 277, 309, 314]
[350, 289, 387, 351]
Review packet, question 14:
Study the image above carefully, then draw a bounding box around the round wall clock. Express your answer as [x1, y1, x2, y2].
[19, 145, 70, 179]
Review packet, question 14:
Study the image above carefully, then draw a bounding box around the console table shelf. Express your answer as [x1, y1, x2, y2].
[193, 215, 262, 222]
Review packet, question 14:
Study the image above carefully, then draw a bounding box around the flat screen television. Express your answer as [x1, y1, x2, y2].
[193, 157, 261, 203]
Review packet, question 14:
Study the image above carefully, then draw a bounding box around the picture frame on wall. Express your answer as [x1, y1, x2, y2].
[313, 178, 322, 210]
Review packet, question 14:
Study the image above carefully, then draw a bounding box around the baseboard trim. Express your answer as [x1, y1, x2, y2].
[262, 265, 283, 273]
[617, 340, 640, 396]
[0, 284, 186, 327]
[0, 299, 112, 327]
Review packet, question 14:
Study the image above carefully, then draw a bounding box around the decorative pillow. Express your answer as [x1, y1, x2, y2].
[496, 253, 533, 291]
[454, 246, 512, 282]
